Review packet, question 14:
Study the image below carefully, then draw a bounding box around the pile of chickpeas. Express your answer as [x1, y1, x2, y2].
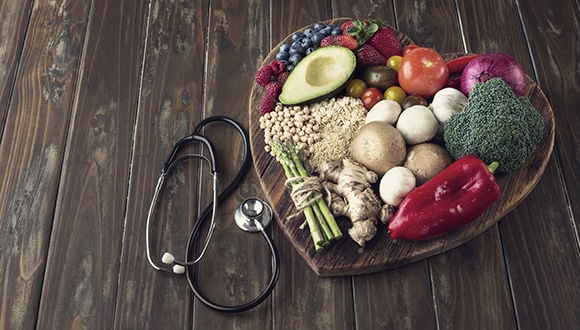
[259, 103, 320, 158]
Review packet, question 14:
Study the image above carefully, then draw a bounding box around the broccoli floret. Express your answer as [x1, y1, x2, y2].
[443, 78, 544, 174]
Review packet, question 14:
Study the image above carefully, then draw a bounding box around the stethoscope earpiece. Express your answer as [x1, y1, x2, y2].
[145, 116, 279, 313]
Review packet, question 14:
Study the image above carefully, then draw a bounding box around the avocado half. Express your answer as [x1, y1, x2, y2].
[278, 46, 357, 105]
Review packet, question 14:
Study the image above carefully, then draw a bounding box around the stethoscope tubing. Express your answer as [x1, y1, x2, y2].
[148, 115, 279, 313]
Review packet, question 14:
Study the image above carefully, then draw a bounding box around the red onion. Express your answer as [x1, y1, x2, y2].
[460, 53, 527, 96]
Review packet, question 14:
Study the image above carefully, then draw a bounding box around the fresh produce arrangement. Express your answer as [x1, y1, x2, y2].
[253, 18, 546, 252]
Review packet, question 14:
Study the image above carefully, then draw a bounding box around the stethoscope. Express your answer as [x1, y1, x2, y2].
[145, 115, 279, 313]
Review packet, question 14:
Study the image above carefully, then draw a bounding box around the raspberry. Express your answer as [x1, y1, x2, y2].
[277, 71, 290, 84]
[269, 60, 286, 76]
[265, 81, 283, 98]
[255, 65, 274, 86]
[259, 95, 276, 115]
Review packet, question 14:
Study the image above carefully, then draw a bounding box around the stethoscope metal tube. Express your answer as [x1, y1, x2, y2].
[145, 115, 279, 313]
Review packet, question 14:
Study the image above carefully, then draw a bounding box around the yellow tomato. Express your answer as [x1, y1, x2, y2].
[345, 79, 367, 98]
[384, 86, 407, 104]
[386, 55, 403, 71]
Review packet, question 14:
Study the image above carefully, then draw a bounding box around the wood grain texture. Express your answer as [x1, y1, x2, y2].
[0, 1, 33, 135]
[0, 0, 577, 329]
[114, 0, 209, 328]
[0, 1, 90, 328]
[518, 0, 580, 244]
[190, 0, 273, 328]
[35, 1, 147, 328]
[248, 18, 555, 276]
[498, 1, 580, 328]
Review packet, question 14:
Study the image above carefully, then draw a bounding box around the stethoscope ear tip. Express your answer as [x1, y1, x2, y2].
[172, 264, 186, 274]
[162, 252, 176, 264]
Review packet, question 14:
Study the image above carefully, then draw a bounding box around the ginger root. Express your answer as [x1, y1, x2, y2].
[318, 159, 390, 246]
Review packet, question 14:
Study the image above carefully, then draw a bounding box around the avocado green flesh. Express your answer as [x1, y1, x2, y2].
[278, 46, 356, 105]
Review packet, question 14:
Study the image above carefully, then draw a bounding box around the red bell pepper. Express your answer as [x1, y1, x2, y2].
[444, 54, 480, 89]
[388, 154, 500, 241]
[446, 54, 480, 75]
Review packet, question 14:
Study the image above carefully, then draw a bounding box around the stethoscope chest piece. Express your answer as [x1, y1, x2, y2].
[234, 198, 273, 232]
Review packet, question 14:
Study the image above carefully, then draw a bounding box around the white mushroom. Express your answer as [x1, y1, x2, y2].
[430, 87, 468, 123]
[365, 99, 402, 125]
[379, 166, 416, 207]
[395, 105, 438, 145]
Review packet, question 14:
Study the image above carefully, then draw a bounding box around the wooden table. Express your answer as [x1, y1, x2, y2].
[0, 1, 578, 329]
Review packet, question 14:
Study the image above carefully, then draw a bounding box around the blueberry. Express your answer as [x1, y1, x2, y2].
[313, 22, 325, 31]
[279, 59, 289, 66]
[279, 43, 290, 53]
[321, 26, 333, 36]
[291, 32, 304, 42]
[286, 64, 295, 72]
[304, 28, 315, 38]
[300, 37, 313, 49]
[276, 51, 289, 61]
[289, 53, 302, 65]
[289, 42, 305, 55]
[305, 47, 315, 55]
[311, 32, 324, 45]
[331, 27, 342, 36]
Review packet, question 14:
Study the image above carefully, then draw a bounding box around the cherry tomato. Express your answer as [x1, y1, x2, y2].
[403, 44, 420, 56]
[384, 86, 406, 104]
[361, 87, 383, 110]
[386, 55, 403, 71]
[345, 79, 367, 98]
[398, 47, 449, 98]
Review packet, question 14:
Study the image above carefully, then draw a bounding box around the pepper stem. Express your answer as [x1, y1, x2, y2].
[487, 161, 499, 173]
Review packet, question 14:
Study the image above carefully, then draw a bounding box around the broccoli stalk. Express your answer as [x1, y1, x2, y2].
[443, 78, 544, 174]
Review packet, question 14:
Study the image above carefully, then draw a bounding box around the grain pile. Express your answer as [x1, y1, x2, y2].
[259, 96, 367, 170]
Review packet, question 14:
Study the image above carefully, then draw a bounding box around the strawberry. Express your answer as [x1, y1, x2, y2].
[344, 19, 379, 45]
[340, 20, 355, 34]
[367, 26, 402, 59]
[320, 35, 358, 51]
[355, 44, 386, 67]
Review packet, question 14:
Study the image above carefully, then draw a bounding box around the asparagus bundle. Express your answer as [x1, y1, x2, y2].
[270, 139, 342, 251]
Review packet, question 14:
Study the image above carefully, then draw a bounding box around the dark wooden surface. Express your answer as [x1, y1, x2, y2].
[0, 0, 578, 329]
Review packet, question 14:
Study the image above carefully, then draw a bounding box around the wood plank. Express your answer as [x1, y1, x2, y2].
[113, 0, 210, 328]
[188, 0, 274, 327]
[35, 1, 147, 329]
[0, 1, 90, 329]
[518, 0, 580, 245]
[498, 1, 580, 328]
[429, 229, 517, 329]
[0, 1, 33, 134]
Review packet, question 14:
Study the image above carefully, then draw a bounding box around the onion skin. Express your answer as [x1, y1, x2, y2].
[460, 53, 527, 96]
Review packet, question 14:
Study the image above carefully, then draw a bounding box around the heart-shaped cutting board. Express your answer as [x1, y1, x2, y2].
[248, 18, 555, 277]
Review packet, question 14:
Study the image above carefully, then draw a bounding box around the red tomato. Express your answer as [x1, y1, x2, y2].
[398, 47, 449, 98]
[403, 44, 420, 56]
[361, 87, 383, 110]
